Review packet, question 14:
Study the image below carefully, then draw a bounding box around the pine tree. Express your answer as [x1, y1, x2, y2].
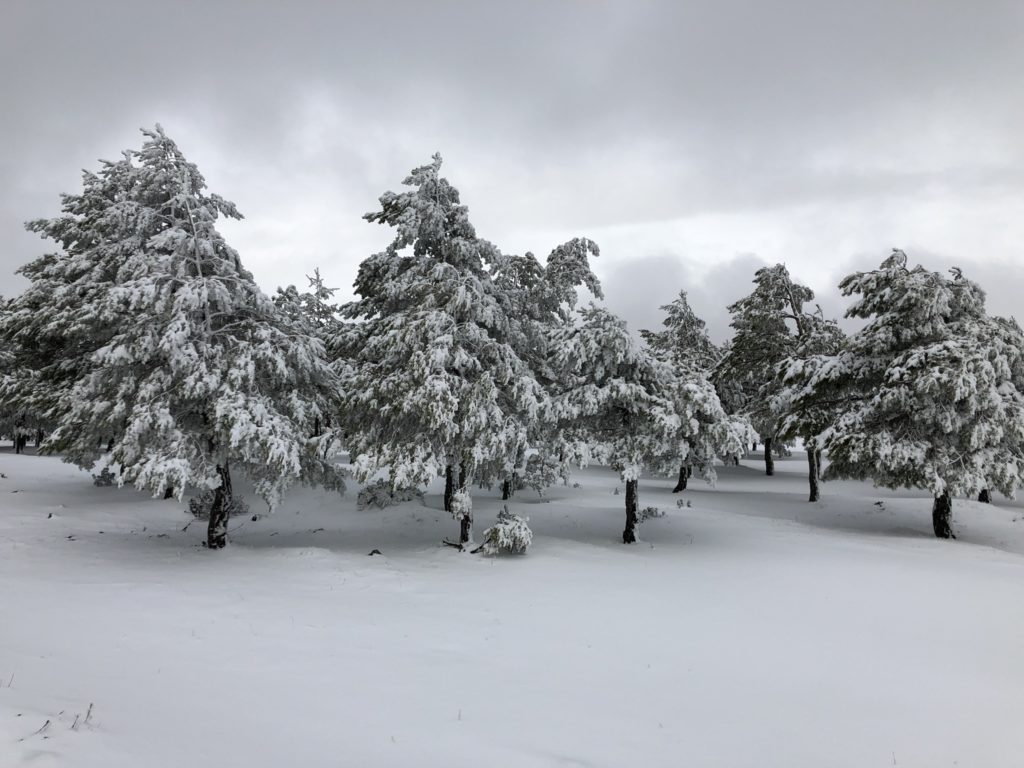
[775, 307, 846, 501]
[4, 126, 344, 547]
[274, 268, 340, 339]
[552, 305, 678, 543]
[491, 238, 603, 498]
[793, 250, 1024, 537]
[714, 264, 817, 475]
[641, 291, 748, 491]
[338, 154, 546, 545]
[640, 290, 720, 372]
[0, 153, 142, 463]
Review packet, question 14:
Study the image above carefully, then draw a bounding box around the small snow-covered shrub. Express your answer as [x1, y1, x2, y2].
[637, 505, 665, 523]
[479, 506, 532, 555]
[92, 468, 116, 487]
[357, 479, 424, 510]
[188, 491, 249, 520]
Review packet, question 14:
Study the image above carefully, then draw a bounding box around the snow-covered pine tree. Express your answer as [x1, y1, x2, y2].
[338, 154, 546, 545]
[0, 153, 143, 465]
[552, 304, 678, 543]
[491, 238, 603, 498]
[793, 250, 1024, 537]
[274, 268, 342, 438]
[713, 264, 817, 475]
[775, 307, 846, 501]
[274, 268, 340, 339]
[641, 291, 749, 491]
[640, 290, 720, 372]
[12, 125, 345, 547]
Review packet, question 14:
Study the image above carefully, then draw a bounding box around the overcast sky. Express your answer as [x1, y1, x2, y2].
[2, 0, 1022, 341]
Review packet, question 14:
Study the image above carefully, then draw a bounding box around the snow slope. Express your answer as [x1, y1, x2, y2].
[1, 450, 1022, 767]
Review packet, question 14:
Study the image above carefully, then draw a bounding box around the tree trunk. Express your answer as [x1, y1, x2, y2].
[815, 449, 823, 479]
[752, 441, 757, 452]
[501, 477, 512, 500]
[623, 479, 638, 543]
[163, 487, 175, 500]
[932, 491, 953, 539]
[764, 437, 775, 476]
[978, 489, 991, 503]
[807, 446, 820, 502]
[672, 463, 689, 493]
[207, 461, 232, 549]
[457, 462, 471, 544]
[444, 465, 454, 513]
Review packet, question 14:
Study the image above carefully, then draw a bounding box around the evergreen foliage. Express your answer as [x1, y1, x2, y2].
[338, 154, 546, 543]
[785, 250, 1024, 537]
[552, 304, 678, 542]
[1, 126, 345, 546]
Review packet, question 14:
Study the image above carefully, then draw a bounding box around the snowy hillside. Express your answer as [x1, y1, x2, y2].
[2, 449, 1022, 767]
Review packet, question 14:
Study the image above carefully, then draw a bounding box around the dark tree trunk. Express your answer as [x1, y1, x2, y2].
[35, 429, 43, 447]
[752, 442, 757, 452]
[815, 449, 823, 479]
[623, 479, 638, 543]
[932, 491, 953, 539]
[163, 487, 175, 500]
[457, 462, 472, 544]
[207, 461, 232, 549]
[764, 437, 775, 476]
[501, 477, 512, 500]
[312, 416, 321, 438]
[807, 447, 820, 502]
[672, 464, 689, 493]
[978, 489, 991, 503]
[444, 465, 454, 513]
[106, 438, 114, 452]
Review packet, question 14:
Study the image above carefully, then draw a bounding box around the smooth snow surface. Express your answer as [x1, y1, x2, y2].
[2, 450, 1023, 767]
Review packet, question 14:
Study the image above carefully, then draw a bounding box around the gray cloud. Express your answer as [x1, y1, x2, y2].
[2, 1, 1022, 336]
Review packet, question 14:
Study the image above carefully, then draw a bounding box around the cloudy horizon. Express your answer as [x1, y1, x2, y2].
[3, 0, 1022, 341]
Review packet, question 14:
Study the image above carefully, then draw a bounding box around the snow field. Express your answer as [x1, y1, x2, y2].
[2, 450, 1023, 767]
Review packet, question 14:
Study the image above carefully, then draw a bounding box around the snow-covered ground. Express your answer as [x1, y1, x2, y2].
[2, 449, 1023, 767]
